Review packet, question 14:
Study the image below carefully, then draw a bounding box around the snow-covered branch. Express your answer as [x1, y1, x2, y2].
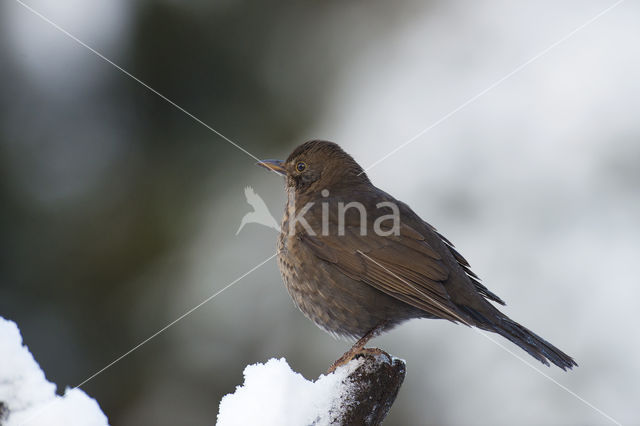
[0, 317, 108, 426]
[218, 349, 405, 426]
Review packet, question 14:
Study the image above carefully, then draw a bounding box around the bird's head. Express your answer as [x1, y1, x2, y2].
[257, 140, 371, 195]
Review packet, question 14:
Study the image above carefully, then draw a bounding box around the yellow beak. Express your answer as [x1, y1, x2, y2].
[256, 159, 286, 176]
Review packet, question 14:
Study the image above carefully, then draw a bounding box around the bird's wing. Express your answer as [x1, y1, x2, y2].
[300, 223, 468, 323]
[244, 186, 262, 207]
[244, 186, 279, 231]
[244, 186, 269, 210]
[424, 221, 505, 305]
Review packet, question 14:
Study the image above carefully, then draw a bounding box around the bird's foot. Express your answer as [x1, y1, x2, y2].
[328, 347, 387, 374]
[327, 346, 361, 374]
[328, 322, 389, 374]
[355, 347, 387, 359]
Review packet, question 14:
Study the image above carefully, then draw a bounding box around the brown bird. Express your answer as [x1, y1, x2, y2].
[258, 140, 577, 371]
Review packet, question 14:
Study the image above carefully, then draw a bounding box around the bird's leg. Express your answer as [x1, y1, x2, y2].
[327, 321, 388, 373]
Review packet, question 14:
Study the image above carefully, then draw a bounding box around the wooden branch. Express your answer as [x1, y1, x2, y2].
[329, 348, 406, 426]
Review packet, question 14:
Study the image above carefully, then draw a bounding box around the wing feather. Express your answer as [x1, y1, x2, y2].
[300, 227, 468, 323]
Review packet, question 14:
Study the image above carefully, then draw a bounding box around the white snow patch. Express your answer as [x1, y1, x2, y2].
[217, 357, 363, 426]
[0, 317, 109, 426]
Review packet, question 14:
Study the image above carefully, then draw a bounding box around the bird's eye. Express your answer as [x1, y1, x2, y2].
[296, 161, 307, 172]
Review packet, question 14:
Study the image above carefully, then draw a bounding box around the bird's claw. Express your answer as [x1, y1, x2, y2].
[327, 347, 387, 373]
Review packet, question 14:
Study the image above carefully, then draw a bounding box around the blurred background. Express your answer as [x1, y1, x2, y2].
[1, 0, 639, 424]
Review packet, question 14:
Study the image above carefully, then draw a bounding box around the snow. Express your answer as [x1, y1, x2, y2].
[217, 357, 363, 426]
[0, 317, 109, 426]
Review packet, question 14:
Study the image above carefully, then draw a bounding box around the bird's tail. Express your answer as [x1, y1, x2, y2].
[461, 306, 578, 370]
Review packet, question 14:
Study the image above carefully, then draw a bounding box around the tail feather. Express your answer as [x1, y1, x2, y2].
[493, 317, 578, 370]
[461, 306, 578, 370]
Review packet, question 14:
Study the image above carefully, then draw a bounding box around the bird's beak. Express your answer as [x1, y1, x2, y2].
[256, 159, 286, 176]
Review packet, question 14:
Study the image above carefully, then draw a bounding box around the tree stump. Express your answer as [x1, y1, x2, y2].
[328, 348, 406, 426]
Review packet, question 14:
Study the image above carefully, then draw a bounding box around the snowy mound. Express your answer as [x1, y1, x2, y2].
[217, 357, 365, 426]
[0, 317, 108, 426]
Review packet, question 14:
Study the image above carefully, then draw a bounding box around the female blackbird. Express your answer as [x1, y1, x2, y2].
[258, 140, 577, 371]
